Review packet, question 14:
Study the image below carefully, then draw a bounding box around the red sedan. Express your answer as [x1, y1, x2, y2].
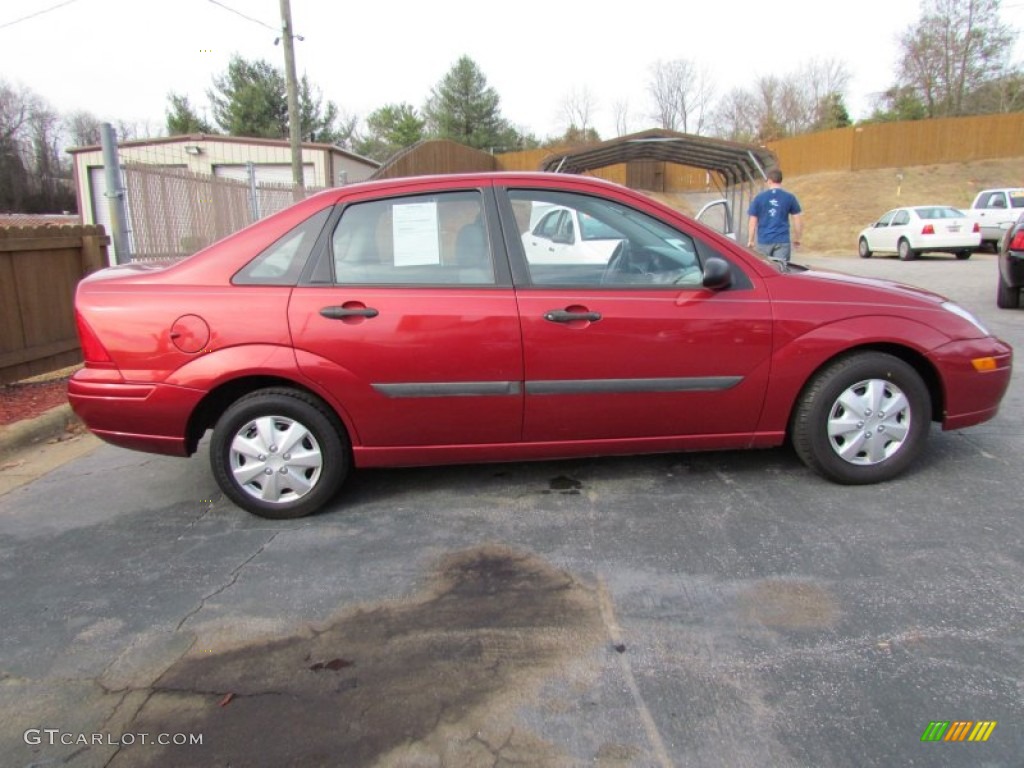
[69, 173, 1013, 518]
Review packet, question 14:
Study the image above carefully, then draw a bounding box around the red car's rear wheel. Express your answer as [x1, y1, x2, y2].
[211, 388, 349, 518]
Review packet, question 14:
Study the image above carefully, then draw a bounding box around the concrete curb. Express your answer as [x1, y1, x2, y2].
[0, 404, 82, 461]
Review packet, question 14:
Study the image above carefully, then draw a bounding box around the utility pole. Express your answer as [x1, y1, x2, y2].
[279, 0, 304, 200]
[100, 123, 132, 264]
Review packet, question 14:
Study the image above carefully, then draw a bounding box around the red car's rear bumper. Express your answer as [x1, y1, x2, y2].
[68, 371, 205, 456]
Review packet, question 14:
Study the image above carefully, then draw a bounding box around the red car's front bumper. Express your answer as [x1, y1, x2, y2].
[932, 337, 1013, 430]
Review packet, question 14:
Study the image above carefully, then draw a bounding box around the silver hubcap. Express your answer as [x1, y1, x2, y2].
[229, 415, 323, 504]
[827, 378, 911, 465]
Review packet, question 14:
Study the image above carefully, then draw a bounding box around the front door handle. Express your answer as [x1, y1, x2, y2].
[544, 309, 601, 323]
[320, 305, 379, 319]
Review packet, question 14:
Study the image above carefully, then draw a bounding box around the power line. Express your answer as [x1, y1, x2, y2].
[0, 0, 80, 31]
[206, 0, 278, 33]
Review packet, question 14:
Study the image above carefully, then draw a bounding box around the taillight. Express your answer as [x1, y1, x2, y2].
[921, 224, 935, 235]
[1010, 230, 1024, 251]
[973, 222, 980, 233]
[75, 311, 115, 367]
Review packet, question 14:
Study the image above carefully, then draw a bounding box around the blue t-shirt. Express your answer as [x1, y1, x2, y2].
[748, 188, 802, 244]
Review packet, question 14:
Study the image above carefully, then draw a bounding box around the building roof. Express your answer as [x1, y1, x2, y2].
[66, 134, 380, 167]
[540, 129, 776, 184]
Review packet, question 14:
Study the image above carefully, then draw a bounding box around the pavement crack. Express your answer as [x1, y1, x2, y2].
[175, 531, 282, 631]
[186, 501, 216, 528]
[597, 578, 675, 768]
[471, 727, 515, 767]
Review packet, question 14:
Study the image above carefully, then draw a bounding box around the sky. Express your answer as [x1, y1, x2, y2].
[1, 0, 1022, 144]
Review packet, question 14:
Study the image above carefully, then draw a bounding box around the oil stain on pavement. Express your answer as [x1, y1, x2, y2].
[114, 546, 606, 766]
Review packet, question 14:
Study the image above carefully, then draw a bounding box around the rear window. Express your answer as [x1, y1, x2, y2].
[233, 208, 331, 285]
[916, 207, 965, 219]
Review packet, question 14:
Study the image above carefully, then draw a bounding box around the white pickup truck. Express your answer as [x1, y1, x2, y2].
[967, 188, 1024, 250]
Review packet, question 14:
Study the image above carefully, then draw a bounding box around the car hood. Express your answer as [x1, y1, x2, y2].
[786, 265, 949, 307]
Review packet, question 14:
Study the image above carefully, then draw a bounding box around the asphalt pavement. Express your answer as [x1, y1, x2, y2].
[0, 251, 1021, 768]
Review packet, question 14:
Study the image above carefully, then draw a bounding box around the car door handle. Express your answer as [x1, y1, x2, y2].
[544, 309, 601, 323]
[320, 305, 379, 319]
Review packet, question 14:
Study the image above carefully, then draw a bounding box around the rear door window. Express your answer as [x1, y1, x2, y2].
[330, 191, 494, 285]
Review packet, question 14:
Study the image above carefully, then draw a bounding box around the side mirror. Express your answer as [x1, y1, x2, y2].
[551, 230, 573, 245]
[702, 257, 732, 290]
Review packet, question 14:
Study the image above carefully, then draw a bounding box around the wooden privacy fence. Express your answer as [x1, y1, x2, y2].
[493, 113, 1024, 191]
[766, 112, 1024, 178]
[0, 225, 108, 384]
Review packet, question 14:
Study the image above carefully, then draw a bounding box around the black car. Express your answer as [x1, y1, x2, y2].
[997, 212, 1024, 308]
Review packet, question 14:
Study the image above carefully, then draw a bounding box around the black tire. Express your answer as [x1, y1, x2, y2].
[791, 352, 931, 485]
[858, 238, 872, 258]
[955, 250, 972, 260]
[210, 388, 349, 518]
[898, 239, 916, 261]
[997, 275, 1021, 309]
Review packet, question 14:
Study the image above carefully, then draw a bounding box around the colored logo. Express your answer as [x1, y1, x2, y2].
[921, 721, 997, 742]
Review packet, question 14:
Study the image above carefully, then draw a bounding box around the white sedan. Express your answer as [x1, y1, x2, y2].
[521, 205, 623, 264]
[858, 206, 981, 261]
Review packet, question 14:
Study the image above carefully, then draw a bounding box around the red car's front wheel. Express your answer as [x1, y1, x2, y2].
[791, 352, 931, 484]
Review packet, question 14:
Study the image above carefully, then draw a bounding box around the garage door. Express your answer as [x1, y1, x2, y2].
[213, 164, 315, 185]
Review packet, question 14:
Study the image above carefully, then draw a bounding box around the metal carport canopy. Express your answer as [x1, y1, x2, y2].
[540, 129, 776, 185]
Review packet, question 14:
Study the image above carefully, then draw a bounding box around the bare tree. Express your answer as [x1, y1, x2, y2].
[612, 98, 630, 137]
[898, 0, 1017, 116]
[710, 88, 760, 142]
[798, 58, 852, 129]
[0, 82, 75, 212]
[0, 81, 31, 144]
[0, 81, 32, 211]
[28, 101, 63, 209]
[711, 60, 854, 141]
[561, 86, 597, 137]
[64, 110, 103, 147]
[752, 76, 788, 141]
[647, 59, 714, 134]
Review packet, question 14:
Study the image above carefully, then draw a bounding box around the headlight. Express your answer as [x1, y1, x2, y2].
[942, 301, 990, 336]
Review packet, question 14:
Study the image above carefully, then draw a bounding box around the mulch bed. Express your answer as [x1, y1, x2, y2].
[0, 378, 72, 427]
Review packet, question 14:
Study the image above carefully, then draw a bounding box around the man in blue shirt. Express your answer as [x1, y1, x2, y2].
[747, 168, 803, 263]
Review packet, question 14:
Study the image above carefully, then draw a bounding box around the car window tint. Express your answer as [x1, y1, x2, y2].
[234, 208, 331, 285]
[331, 191, 494, 285]
[510, 189, 704, 288]
[893, 211, 910, 226]
[1010, 191, 1024, 208]
[877, 212, 895, 226]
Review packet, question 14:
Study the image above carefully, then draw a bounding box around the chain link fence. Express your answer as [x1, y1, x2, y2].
[122, 164, 324, 261]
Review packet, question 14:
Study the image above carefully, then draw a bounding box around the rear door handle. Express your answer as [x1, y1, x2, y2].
[320, 305, 379, 319]
[544, 309, 602, 323]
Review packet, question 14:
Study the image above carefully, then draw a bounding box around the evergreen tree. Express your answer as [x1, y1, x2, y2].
[208, 56, 289, 138]
[354, 103, 425, 161]
[423, 56, 519, 151]
[166, 92, 212, 135]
